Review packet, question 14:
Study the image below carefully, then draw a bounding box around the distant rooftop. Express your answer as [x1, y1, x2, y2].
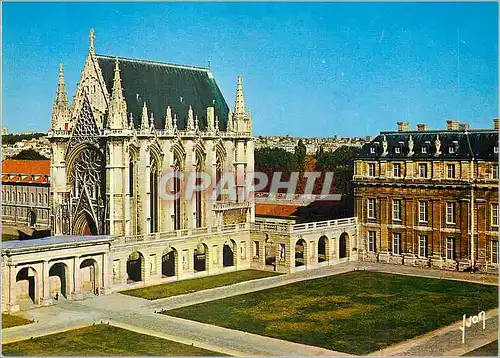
[2, 235, 113, 253]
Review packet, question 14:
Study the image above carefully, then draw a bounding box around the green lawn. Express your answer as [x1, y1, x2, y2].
[163, 271, 499, 355]
[2, 314, 33, 329]
[463, 340, 498, 357]
[121, 269, 281, 300]
[2, 324, 225, 356]
[2, 233, 19, 242]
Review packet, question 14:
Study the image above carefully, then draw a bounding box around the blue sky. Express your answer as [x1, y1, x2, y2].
[2, 2, 498, 136]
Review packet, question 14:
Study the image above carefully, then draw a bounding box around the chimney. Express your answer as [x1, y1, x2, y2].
[494, 118, 499, 130]
[417, 124, 428, 132]
[397, 121, 409, 132]
[446, 120, 459, 131]
[458, 123, 470, 131]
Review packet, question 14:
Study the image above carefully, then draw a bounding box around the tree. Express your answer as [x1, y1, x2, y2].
[10, 149, 49, 160]
[294, 139, 307, 172]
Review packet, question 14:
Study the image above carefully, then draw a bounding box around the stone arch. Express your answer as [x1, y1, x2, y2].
[16, 266, 38, 305]
[318, 236, 328, 262]
[295, 238, 307, 267]
[49, 262, 70, 299]
[80, 258, 98, 295]
[73, 210, 98, 236]
[194, 243, 209, 272]
[339, 232, 349, 259]
[127, 251, 145, 282]
[171, 141, 186, 169]
[223, 240, 236, 267]
[162, 247, 178, 277]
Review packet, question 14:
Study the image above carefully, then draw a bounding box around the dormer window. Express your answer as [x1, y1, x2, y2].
[494, 146, 499, 154]
[370, 147, 376, 154]
[421, 147, 427, 154]
[449, 147, 455, 154]
[395, 147, 401, 154]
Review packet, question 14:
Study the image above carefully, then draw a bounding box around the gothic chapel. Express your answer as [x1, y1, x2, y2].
[49, 29, 255, 236]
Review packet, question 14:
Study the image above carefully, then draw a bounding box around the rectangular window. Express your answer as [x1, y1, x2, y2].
[446, 237, 455, 260]
[449, 146, 455, 154]
[367, 198, 376, 219]
[395, 147, 401, 154]
[446, 202, 455, 224]
[368, 231, 376, 252]
[253, 241, 260, 257]
[393, 199, 401, 221]
[419, 164, 427, 178]
[492, 241, 499, 264]
[419, 201, 428, 223]
[493, 165, 498, 180]
[421, 146, 427, 154]
[393, 163, 401, 177]
[419, 235, 428, 257]
[447, 164, 456, 179]
[368, 163, 375, 177]
[492, 204, 499, 227]
[393, 233, 401, 255]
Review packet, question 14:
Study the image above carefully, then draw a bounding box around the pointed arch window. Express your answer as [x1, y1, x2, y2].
[194, 154, 203, 228]
[173, 155, 182, 230]
[150, 155, 159, 233]
[216, 156, 223, 201]
[129, 157, 135, 197]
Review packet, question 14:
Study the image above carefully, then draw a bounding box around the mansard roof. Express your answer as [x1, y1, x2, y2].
[357, 129, 499, 161]
[96, 55, 230, 131]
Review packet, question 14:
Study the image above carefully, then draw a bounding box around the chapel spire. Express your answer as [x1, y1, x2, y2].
[51, 63, 69, 131]
[89, 28, 95, 54]
[186, 105, 195, 131]
[232, 75, 251, 133]
[108, 59, 127, 129]
[55, 63, 68, 106]
[234, 75, 246, 116]
[141, 102, 149, 130]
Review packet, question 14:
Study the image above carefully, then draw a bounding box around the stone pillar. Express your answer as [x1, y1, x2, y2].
[40, 261, 53, 305]
[161, 141, 173, 232]
[102, 252, 112, 294]
[71, 256, 83, 300]
[7, 265, 19, 312]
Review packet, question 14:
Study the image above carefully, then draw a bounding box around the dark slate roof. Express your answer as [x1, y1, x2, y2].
[96, 55, 230, 130]
[357, 129, 499, 161]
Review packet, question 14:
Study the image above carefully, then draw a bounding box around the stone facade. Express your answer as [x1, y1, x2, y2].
[353, 120, 499, 274]
[48, 29, 254, 237]
[2, 160, 51, 229]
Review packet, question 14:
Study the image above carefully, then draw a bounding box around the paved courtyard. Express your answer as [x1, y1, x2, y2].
[2, 262, 498, 356]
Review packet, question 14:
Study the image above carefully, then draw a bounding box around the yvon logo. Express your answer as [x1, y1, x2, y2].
[459, 311, 485, 344]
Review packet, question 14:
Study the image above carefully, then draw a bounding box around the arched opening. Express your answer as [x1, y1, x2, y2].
[80, 259, 98, 295]
[73, 211, 98, 236]
[162, 248, 177, 277]
[127, 251, 144, 282]
[150, 155, 159, 233]
[194, 243, 209, 272]
[49, 262, 69, 299]
[16, 267, 38, 305]
[223, 241, 235, 267]
[215, 156, 223, 201]
[339, 233, 348, 259]
[318, 236, 328, 262]
[28, 210, 37, 227]
[295, 239, 306, 267]
[265, 236, 276, 266]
